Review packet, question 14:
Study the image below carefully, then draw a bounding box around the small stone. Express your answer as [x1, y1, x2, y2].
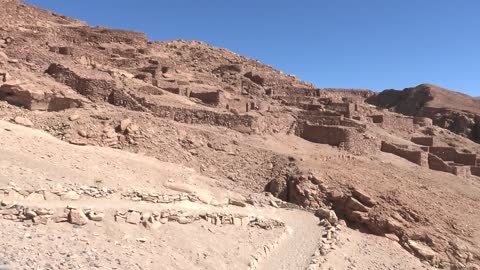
[385, 233, 400, 242]
[26, 192, 45, 201]
[68, 209, 89, 225]
[78, 130, 87, 137]
[62, 191, 80, 200]
[407, 240, 437, 260]
[177, 216, 190, 224]
[345, 197, 370, 212]
[87, 211, 104, 222]
[14, 116, 33, 127]
[352, 188, 377, 207]
[120, 118, 132, 132]
[52, 212, 69, 223]
[141, 212, 152, 221]
[69, 114, 80, 121]
[229, 199, 247, 207]
[0, 208, 19, 215]
[136, 238, 148, 243]
[159, 218, 168, 224]
[315, 208, 338, 225]
[233, 217, 242, 226]
[126, 124, 139, 134]
[33, 215, 49, 225]
[24, 210, 37, 219]
[0, 51, 8, 60]
[35, 208, 51, 216]
[270, 200, 279, 208]
[126, 211, 141, 224]
[144, 221, 161, 230]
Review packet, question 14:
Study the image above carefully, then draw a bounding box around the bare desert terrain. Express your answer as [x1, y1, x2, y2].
[0, 1, 479, 269]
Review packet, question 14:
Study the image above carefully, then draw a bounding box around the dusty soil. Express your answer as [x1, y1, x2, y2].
[1, 1, 480, 269]
[0, 121, 431, 270]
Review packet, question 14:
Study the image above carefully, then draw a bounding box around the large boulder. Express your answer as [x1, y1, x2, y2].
[286, 175, 326, 208]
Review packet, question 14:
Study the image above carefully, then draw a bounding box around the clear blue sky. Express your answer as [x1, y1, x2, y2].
[24, 0, 480, 96]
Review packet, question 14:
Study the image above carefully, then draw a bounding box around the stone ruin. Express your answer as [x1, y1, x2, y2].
[270, 89, 376, 153]
[381, 137, 480, 178]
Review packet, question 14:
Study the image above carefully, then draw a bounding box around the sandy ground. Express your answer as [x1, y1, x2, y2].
[320, 228, 433, 270]
[0, 120, 438, 270]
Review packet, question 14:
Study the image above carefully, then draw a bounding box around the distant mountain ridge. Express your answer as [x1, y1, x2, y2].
[368, 84, 480, 142]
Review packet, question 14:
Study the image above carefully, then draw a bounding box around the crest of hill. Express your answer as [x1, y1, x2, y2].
[368, 83, 480, 115]
[0, 0, 86, 28]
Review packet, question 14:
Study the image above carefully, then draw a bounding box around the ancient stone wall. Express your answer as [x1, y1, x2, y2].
[452, 166, 471, 178]
[429, 147, 477, 166]
[298, 115, 366, 130]
[46, 63, 115, 102]
[428, 153, 454, 174]
[413, 117, 433, 127]
[73, 26, 147, 45]
[275, 96, 319, 104]
[370, 115, 384, 124]
[325, 103, 355, 118]
[380, 141, 428, 167]
[258, 113, 296, 134]
[428, 153, 471, 178]
[319, 88, 374, 101]
[382, 115, 416, 132]
[411, 136, 434, 147]
[297, 124, 364, 153]
[189, 90, 223, 105]
[133, 97, 259, 132]
[471, 166, 480, 177]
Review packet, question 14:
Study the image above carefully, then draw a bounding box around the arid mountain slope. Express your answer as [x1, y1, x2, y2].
[1, 1, 480, 269]
[368, 84, 480, 142]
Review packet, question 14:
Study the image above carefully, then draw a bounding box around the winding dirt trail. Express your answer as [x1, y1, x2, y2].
[257, 209, 324, 270]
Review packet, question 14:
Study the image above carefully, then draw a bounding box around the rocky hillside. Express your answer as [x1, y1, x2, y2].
[1, 1, 480, 269]
[368, 84, 480, 142]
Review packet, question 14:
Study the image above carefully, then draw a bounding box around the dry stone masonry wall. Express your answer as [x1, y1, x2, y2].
[381, 141, 479, 178]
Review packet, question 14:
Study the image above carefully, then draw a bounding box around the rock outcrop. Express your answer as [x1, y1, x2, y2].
[368, 84, 480, 142]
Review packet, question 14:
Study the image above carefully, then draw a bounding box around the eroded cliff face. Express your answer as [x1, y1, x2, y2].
[368, 84, 480, 142]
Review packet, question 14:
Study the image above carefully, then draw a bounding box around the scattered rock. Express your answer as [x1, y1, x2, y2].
[270, 200, 279, 208]
[177, 216, 190, 224]
[407, 240, 437, 260]
[13, 116, 33, 127]
[69, 114, 80, 121]
[315, 208, 338, 225]
[345, 197, 370, 212]
[86, 211, 104, 222]
[68, 209, 89, 225]
[144, 220, 161, 230]
[119, 118, 132, 132]
[126, 211, 141, 224]
[62, 191, 80, 200]
[78, 130, 87, 137]
[24, 209, 37, 219]
[33, 215, 49, 225]
[25, 192, 45, 201]
[229, 199, 247, 207]
[352, 188, 377, 207]
[385, 233, 400, 242]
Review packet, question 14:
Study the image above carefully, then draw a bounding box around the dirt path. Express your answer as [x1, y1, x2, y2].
[0, 121, 440, 270]
[257, 209, 324, 270]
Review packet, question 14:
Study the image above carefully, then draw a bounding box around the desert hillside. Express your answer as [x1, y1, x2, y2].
[368, 84, 480, 142]
[1, 1, 480, 269]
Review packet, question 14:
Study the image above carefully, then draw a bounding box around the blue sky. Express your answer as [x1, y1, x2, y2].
[25, 0, 480, 96]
